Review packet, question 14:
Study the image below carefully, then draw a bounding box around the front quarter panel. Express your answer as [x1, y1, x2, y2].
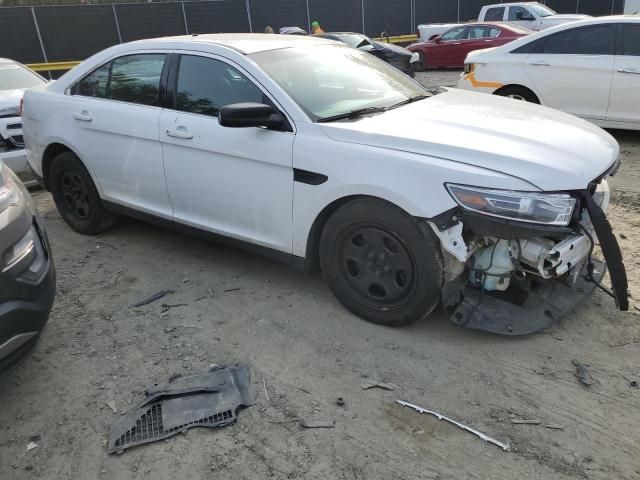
[291, 123, 535, 257]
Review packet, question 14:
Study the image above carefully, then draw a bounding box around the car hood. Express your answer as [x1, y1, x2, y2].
[373, 41, 412, 57]
[320, 89, 618, 191]
[545, 14, 591, 22]
[0, 89, 24, 116]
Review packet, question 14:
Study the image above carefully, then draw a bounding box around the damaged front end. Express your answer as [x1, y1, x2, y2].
[431, 170, 628, 336]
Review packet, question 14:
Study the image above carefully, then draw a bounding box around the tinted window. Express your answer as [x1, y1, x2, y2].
[108, 55, 165, 106]
[75, 63, 110, 98]
[620, 24, 640, 56]
[509, 6, 534, 21]
[542, 25, 615, 55]
[511, 38, 542, 54]
[468, 26, 499, 39]
[74, 54, 166, 107]
[484, 7, 505, 21]
[442, 27, 467, 41]
[175, 55, 264, 117]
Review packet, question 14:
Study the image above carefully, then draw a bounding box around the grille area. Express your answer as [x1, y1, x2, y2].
[113, 402, 235, 451]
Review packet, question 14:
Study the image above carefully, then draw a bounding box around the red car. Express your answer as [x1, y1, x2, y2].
[408, 23, 531, 70]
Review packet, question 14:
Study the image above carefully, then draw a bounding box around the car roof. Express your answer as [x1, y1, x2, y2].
[483, 2, 545, 6]
[129, 33, 334, 55]
[0, 58, 21, 66]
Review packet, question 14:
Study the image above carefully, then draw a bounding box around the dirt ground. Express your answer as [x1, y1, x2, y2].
[1, 71, 640, 480]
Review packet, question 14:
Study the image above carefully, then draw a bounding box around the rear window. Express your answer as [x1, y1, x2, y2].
[73, 54, 166, 107]
[484, 7, 505, 21]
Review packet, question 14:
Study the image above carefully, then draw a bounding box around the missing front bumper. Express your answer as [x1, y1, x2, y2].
[448, 258, 605, 336]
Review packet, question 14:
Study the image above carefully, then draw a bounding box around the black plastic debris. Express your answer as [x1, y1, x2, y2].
[108, 364, 254, 453]
[131, 289, 175, 308]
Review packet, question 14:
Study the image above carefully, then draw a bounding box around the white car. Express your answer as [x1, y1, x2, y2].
[477, 2, 589, 31]
[0, 59, 48, 182]
[458, 16, 640, 131]
[417, 23, 463, 42]
[22, 34, 628, 335]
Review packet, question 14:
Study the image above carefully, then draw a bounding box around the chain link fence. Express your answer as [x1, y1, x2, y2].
[0, 0, 626, 65]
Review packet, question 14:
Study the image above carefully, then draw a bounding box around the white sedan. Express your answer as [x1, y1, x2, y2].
[0, 59, 48, 182]
[22, 34, 628, 334]
[458, 16, 640, 130]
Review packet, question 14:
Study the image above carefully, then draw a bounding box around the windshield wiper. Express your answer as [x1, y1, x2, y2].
[386, 94, 430, 110]
[317, 106, 388, 123]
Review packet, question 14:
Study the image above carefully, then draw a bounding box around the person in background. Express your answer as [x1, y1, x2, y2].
[264, 26, 274, 33]
[311, 21, 325, 35]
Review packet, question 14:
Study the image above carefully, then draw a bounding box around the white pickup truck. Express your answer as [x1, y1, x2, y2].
[478, 2, 589, 31]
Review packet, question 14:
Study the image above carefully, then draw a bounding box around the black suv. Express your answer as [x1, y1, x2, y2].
[0, 161, 55, 373]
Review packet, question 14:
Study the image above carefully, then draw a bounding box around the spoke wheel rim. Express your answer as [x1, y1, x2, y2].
[60, 171, 91, 220]
[336, 224, 417, 311]
[507, 93, 526, 101]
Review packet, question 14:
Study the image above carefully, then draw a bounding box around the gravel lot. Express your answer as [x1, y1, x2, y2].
[1, 71, 639, 480]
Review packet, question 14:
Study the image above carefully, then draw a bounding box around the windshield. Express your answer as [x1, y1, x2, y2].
[529, 4, 556, 17]
[0, 64, 44, 91]
[250, 45, 426, 121]
[334, 34, 371, 48]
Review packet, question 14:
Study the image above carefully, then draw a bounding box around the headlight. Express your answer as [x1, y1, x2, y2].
[446, 184, 576, 226]
[410, 52, 420, 63]
[0, 163, 22, 214]
[463, 63, 475, 74]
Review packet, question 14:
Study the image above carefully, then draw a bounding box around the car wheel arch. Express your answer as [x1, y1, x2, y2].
[303, 194, 424, 273]
[493, 84, 540, 104]
[42, 143, 101, 195]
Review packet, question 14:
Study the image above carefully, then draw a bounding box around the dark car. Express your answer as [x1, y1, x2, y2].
[407, 23, 531, 70]
[0, 161, 55, 373]
[320, 32, 418, 77]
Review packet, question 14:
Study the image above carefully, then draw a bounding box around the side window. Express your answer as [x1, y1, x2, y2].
[484, 7, 505, 22]
[489, 27, 501, 38]
[75, 63, 110, 98]
[509, 6, 533, 21]
[620, 24, 640, 56]
[542, 25, 616, 55]
[72, 54, 166, 107]
[441, 27, 467, 42]
[175, 55, 264, 117]
[108, 54, 165, 106]
[467, 27, 485, 39]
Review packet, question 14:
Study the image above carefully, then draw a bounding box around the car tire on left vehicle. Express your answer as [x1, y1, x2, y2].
[49, 151, 118, 235]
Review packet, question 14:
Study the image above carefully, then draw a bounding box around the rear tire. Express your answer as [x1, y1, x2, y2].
[494, 86, 539, 104]
[319, 198, 443, 327]
[49, 151, 118, 235]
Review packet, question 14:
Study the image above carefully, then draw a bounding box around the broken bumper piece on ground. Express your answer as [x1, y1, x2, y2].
[108, 364, 254, 453]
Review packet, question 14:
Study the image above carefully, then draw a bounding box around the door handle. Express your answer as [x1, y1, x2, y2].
[530, 61, 550, 66]
[73, 111, 92, 122]
[617, 68, 640, 75]
[166, 127, 193, 140]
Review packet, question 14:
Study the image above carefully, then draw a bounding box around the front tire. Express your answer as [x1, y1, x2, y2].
[49, 151, 118, 235]
[319, 198, 444, 327]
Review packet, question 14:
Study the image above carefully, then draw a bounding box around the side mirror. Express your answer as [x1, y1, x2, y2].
[219, 103, 284, 129]
[434, 36, 442, 44]
[359, 44, 375, 52]
[428, 34, 439, 41]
